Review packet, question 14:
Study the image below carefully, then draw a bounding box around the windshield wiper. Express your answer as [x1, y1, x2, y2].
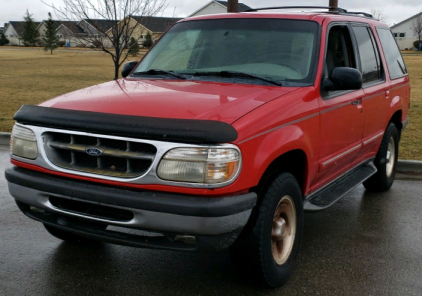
[132, 69, 186, 80]
[192, 71, 282, 86]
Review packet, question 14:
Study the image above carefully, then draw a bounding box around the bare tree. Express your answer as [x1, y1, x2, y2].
[371, 9, 389, 25]
[412, 14, 422, 41]
[43, 0, 167, 80]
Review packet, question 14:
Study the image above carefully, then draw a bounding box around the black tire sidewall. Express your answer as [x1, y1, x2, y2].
[375, 123, 399, 189]
[256, 173, 304, 287]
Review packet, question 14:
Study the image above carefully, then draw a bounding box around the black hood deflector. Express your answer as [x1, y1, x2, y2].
[14, 105, 238, 144]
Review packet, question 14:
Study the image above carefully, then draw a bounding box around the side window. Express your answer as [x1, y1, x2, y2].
[376, 27, 408, 80]
[352, 26, 382, 85]
[325, 25, 357, 78]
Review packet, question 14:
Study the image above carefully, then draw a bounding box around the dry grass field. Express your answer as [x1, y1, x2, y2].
[399, 55, 422, 160]
[0, 48, 421, 160]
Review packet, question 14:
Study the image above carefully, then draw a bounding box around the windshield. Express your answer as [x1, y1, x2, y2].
[134, 18, 319, 86]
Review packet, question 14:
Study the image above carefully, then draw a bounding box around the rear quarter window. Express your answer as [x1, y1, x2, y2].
[376, 27, 408, 80]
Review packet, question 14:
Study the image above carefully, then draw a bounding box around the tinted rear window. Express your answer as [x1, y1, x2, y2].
[376, 28, 407, 80]
[352, 26, 382, 84]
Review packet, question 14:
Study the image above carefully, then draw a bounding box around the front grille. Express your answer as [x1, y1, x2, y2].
[43, 132, 157, 178]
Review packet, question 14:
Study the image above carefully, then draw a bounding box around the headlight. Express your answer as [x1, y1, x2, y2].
[157, 148, 240, 184]
[11, 125, 38, 159]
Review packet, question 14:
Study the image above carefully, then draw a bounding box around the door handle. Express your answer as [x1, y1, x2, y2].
[351, 99, 362, 105]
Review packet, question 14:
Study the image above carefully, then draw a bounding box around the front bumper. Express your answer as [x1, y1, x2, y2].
[5, 167, 257, 251]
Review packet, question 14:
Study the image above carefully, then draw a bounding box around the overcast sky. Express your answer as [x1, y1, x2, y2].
[1, 0, 421, 27]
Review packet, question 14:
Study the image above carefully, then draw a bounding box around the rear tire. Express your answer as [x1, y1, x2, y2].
[363, 123, 399, 192]
[230, 172, 304, 288]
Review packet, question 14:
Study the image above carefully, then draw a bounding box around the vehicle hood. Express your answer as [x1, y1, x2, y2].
[40, 79, 299, 124]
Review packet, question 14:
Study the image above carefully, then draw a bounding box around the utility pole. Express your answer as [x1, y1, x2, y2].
[227, 0, 238, 13]
[329, 0, 338, 11]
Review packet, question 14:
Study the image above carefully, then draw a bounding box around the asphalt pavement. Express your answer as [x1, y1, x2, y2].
[1, 145, 422, 295]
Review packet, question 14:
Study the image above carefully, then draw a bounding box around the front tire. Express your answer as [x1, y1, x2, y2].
[230, 172, 304, 288]
[363, 123, 399, 192]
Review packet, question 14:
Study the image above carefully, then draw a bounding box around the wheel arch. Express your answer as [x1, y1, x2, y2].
[252, 149, 308, 200]
[389, 110, 403, 138]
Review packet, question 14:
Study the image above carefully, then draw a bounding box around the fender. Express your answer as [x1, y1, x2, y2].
[232, 87, 321, 195]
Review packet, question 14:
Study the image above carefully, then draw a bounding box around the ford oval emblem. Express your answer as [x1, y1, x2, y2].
[85, 147, 103, 156]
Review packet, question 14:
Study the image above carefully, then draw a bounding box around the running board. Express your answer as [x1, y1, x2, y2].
[304, 162, 377, 212]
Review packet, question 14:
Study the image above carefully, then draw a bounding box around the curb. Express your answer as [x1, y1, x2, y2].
[0, 132, 10, 146]
[1, 131, 422, 174]
[396, 160, 422, 173]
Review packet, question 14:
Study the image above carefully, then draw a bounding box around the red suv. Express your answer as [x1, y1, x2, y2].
[6, 6, 409, 288]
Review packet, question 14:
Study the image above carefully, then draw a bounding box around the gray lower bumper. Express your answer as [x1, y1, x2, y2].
[8, 182, 252, 236]
[6, 167, 256, 251]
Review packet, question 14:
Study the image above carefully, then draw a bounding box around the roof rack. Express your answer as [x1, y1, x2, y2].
[244, 6, 373, 18]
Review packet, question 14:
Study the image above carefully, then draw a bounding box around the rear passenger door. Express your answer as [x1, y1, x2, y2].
[350, 24, 387, 165]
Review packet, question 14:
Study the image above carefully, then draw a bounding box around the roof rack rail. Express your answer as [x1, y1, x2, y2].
[245, 6, 348, 13]
[346, 11, 373, 18]
[244, 6, 373, 18]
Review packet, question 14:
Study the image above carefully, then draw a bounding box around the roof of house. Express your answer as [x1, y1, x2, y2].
[215, 1, 252, 12]
[132, 16, 182, 33]
[189, 0, 252, 17]
[7, 21, 41, 35]
[38, 20, 85, 34]
[84, 19, 117, 32]
[55, 21, 85, 34]
[391, 12, 422, 29]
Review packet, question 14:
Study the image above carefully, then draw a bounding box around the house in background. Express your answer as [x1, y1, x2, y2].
[131, 16, 182, 43]
[37, 20, 85, 47]
[189, 0, 252, 17]
[391, 12, 422, 50]
[3, 22, 24, 45]
[55, 22, 86, 47]
[4, 21, 41, 46]
[104, 16, 181, 48]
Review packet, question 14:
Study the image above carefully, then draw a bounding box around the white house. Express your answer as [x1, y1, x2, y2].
[4, 21, 41, 46]
[189, 0, 252, 17]
[391, 12, 422, 50]
[3, 22, 24, 46]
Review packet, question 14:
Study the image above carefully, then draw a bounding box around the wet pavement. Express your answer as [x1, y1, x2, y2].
[1, 145, 422, 295]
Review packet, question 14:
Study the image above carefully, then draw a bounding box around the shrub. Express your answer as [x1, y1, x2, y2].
[0, 33, 9, 46]
[143, 32, 153, 49]
[58, 41, 66, 47]
[413, 40, 422, 49]
[128, 37, 140, 56]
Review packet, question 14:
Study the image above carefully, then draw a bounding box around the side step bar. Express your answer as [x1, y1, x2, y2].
[304, 162, 377, 212]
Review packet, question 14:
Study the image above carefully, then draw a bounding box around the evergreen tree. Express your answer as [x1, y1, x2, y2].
[143, 32, 153, 48]
[0, 33, 9, 46]
[43, 13, 59, 54]
[128, 37, 140, 56]
[22, 10, 39, 46]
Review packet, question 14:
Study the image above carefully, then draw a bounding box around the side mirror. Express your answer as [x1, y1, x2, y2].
[323, 67, 362, 91]
[121, 61, 139, 78]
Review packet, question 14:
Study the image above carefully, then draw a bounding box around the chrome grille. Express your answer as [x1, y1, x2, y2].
[43, 132, 157, 178]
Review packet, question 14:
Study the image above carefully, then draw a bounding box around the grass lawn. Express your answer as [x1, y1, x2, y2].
[0, 48, 421, 160]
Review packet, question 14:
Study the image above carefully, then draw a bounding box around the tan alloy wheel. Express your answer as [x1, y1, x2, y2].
[271, 195, 297, 265]
[386, 136, 395, 178]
